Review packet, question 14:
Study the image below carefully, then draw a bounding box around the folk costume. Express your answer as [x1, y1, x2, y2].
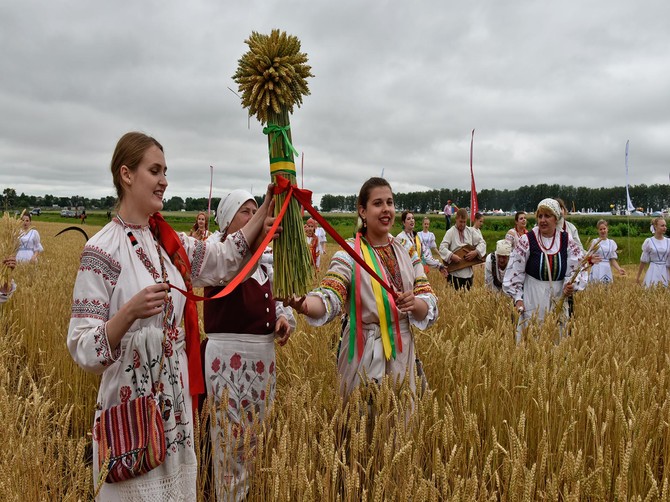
[505, 227, 527, 250]
[485, 240, 512, 292]
[202, 191, 295, 502]
[588, 238, 620, 284]
[67, 216, 254, 501]
[503, 199, 586, 344]
[439, 225, 486, 289]
[640, 236, 670, 287]
[17, 227, 43, 262]
[417, 229, 444, 272]
[305, 234, 437, 398]
[399, 229, 443, 274]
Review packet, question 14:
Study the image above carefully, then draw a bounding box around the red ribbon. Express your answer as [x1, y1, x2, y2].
[273, 175, 398, 300]
[157, 175, 398, 408]
[148, 213, 204, 412]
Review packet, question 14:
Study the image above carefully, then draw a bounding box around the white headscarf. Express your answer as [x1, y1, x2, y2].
[536, 198, 561, 220]
[495, 239, 512, 256]
[215, 189, 256, 234]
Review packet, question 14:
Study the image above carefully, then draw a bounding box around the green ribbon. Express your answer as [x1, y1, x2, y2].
[263, 124, 299, 160]
[362, 239, 397, 359]
[349, 268, 357, 362]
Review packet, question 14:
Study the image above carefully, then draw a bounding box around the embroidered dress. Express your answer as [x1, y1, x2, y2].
[417, 230, 442, 268]
[503, 227, 586, 343]
[306, 235, 437, 397]
[640, 236, 670, 287]
[17, 228, 43, 262]
[68, 217, 252, 502]
[439, 226, 486, 279]
[588, 238, 619, 284]
[505, 228, 527, 250]
[201, 255, 295, 502]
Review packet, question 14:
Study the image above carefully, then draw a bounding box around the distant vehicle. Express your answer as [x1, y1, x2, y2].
[60, 209, 76, 217]
[29, 208, 41, 216]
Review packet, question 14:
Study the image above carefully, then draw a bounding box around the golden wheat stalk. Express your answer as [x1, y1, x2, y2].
[232, 30, 315, 297]
[0, 210, 24, 286]
[554, 238, 603, 315]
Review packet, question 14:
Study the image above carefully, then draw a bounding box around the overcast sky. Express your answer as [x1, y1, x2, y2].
[1, 0, 668, 207]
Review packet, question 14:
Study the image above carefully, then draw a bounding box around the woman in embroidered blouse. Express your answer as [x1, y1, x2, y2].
[502, 198, 586, 344]
[188, 211, 211, 241]
[417, 217, 448, 278]
[505, 211, 527, 250]
[588, 220, 625, 284]
[67, 132, 275, 501]
[16, 214, 43, 262]
[289, 177, 438, 398]
[636, 217, 669, 287]
[202, 190, 295, 501]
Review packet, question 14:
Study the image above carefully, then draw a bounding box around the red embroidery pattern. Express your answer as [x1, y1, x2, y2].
[79, 246, 121, 286]
[72, 298, 110, 320]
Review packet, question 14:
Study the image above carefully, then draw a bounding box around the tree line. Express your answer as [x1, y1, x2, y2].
[3, 183, 669, 214]
[320, 183, 670, 213]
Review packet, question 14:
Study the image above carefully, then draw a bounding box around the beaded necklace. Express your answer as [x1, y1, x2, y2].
[117, 216, 176, 337]
[537, 230, 557, 252]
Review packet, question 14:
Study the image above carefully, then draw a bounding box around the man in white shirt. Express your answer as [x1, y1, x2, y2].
[439, 208, 486, 290]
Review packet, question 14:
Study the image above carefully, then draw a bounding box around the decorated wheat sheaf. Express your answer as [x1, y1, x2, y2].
[233, 30, 315, 298]
[233, 30, 313, 125]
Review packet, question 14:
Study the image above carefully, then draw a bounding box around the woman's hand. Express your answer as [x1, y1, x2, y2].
[284, 295, 308, 315]
[274, 316, 291, 346]
[395, 291, 416, 313]
[246, 184, 283, 251]
[438, 265, 449, 278]
[515, 300, 525, 314]
[105, 282, 170, 350]
[127, 283, 170, 320]
[562, 282, 574, 296]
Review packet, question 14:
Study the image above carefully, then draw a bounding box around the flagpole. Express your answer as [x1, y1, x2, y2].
[469, 129, 478, 225]
[625, 141, 633, 263]
[207, 165, 214, 233]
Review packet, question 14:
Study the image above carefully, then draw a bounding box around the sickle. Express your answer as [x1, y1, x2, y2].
[55, 226, 89, 241]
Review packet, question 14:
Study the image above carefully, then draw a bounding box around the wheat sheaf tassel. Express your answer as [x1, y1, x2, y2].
[233, 29, 313, 125]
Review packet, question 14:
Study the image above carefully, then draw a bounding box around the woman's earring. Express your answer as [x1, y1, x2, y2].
[362, 218, 367, 229]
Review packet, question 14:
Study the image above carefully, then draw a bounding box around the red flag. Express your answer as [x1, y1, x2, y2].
[470, 129, 478, 223]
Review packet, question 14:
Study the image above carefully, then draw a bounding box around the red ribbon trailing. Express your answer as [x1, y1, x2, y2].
[161, 175, 398, 406]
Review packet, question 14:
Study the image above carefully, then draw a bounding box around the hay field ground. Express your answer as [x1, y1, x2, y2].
[1, 220, 669, 501]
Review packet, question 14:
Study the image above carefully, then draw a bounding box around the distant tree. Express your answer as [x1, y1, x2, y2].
[164, 196, 185, 211]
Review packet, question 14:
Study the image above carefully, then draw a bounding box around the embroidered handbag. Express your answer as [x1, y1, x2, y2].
[97, 394, 166, 483]
[96, 224, 174, 483]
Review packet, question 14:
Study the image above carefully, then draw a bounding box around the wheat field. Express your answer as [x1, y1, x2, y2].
[1, 221, 669, 501]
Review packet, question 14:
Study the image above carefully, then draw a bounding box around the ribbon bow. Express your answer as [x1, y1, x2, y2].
[263, 124, 300, 159]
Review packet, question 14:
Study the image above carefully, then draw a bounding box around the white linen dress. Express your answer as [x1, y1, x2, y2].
[68, 217, 252, 501]
[640, 236, 670, 287]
